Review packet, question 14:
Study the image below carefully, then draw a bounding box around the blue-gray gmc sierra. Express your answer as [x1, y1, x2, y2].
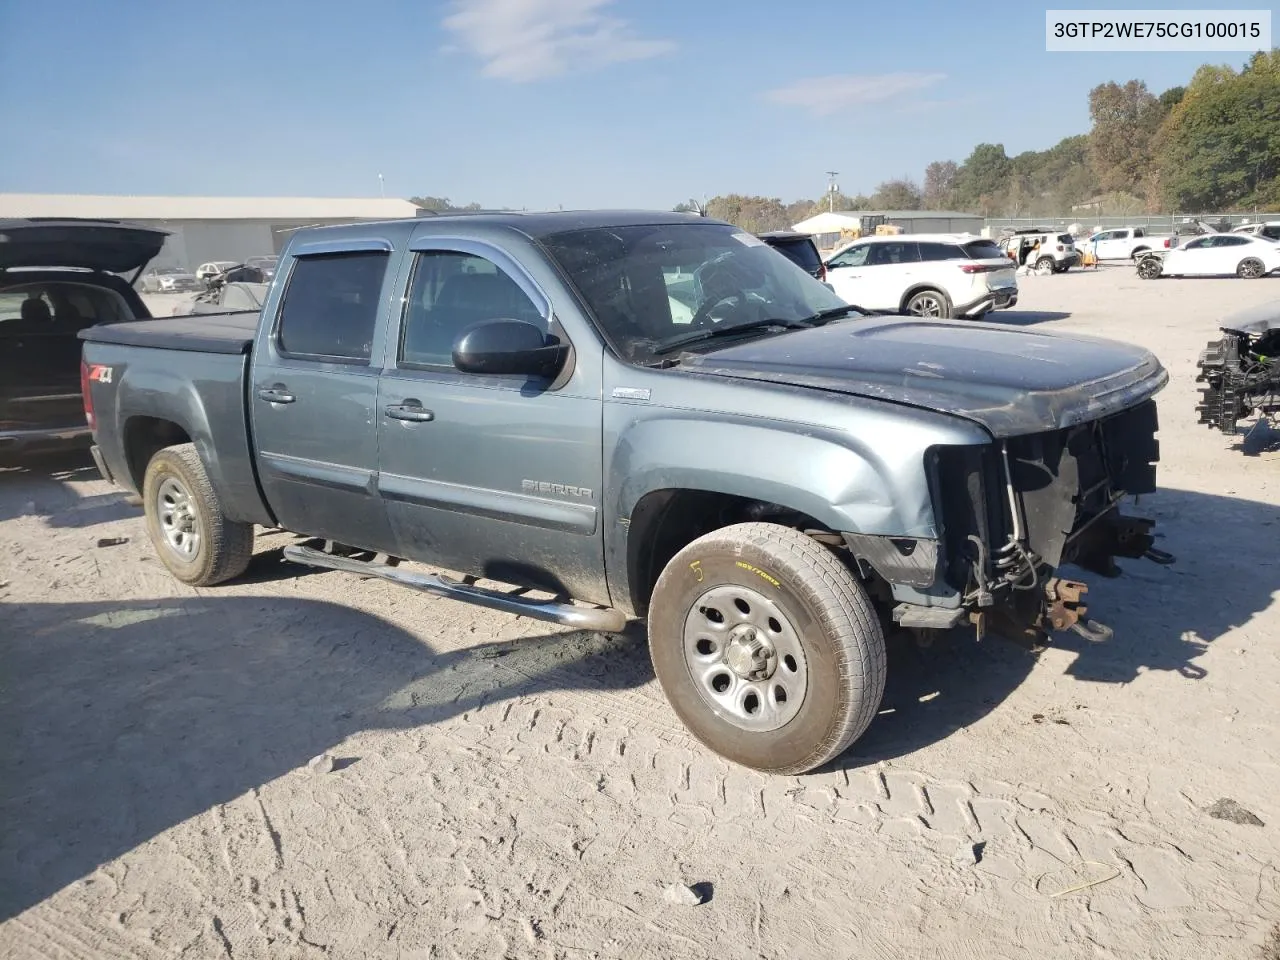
[80, 211, 1170, 774]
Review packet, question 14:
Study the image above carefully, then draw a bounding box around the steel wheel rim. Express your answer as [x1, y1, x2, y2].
[157, 476, 201, 560]
[682, 584, 808, 732]
[908, 294, 943, 317]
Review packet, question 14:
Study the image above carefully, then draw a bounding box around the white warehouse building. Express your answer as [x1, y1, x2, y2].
[0, 194, 424, 271]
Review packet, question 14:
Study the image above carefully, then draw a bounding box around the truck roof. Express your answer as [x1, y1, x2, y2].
[297, 209, 714, 241]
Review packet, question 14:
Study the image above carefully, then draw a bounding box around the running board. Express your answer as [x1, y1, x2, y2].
[282, 544, 629, 633]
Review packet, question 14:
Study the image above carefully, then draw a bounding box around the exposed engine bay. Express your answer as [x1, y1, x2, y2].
[925, 398, 1170, 648]
[1196, 301, 1280, 436]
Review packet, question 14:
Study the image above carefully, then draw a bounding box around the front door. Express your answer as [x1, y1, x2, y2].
[375, 240, 606, 604]
[249, 244, 400, 553]
[861, 239, 921, 312]
[824, 241, 873, 307]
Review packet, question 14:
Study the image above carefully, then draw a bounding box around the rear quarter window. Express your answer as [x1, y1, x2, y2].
[917, 242, 966, 261]
[275, 251, 390, 362]
[961, 240, 1006, 260]
[770, 239, 821, 272]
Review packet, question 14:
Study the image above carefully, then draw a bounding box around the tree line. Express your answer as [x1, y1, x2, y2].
[410, 52, 1276, 231]
[674, 50, 1279, 232]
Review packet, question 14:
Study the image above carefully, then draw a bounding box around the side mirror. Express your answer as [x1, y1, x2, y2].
[452, 318, 567, 378]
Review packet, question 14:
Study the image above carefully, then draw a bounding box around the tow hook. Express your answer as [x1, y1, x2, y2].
[1070, 618, 1114, 643]
[1042, 577, 1113, 643]
[1144, 547, 1176, 565]
[1041, 577, 1088, 633]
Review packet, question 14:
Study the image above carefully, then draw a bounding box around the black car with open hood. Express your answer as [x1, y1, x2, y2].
[0, 218, 164, 457]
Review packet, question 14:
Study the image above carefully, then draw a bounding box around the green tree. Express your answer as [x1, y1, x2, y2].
[870, 178, 923, 210]
[954, 143, 1011, 214]
[1155, 51, 1280, 211]
[410, 196, 483, 212]
[1087, 80, 1164, 203]
[704, 195, 793, 232]
[923, 160, 958, 209]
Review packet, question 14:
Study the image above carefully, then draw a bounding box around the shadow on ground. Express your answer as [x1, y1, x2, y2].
[0, 596, 653, 920]
[1, 486, 1275, 916]
[832, 485, 1279, 767]
[0, 448, 137, 528]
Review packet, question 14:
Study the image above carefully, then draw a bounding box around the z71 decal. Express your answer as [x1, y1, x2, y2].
[87, 364, 113, 384]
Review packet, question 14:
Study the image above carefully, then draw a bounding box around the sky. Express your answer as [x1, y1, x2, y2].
[0, 0, 1264, 209]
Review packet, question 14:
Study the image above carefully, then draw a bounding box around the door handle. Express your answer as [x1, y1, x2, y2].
[385, 403, 434, 423]
[257, 386, 296, 404]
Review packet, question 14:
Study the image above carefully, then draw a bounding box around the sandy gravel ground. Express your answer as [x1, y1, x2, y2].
[2, 270, 1279, 960]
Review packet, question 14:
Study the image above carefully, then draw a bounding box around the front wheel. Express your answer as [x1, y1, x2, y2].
[143, 443, 254, 586]
[648, 522, 887, 775]
[1137, 257, 1163, 280]
[904, 289, 951, 318]
[1238, 258, 1266, 279]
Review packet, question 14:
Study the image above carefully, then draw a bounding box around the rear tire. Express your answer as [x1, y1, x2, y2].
[143, 443, 254, 586]
[648, 522, 887, 775]
[1238, 258, 1266, 279]
[1137, 256, 1162, 280]
[1035, 257, 1056, 274]
[904, 288, 951, 319]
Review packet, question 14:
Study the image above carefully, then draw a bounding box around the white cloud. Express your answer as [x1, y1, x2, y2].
[443, 0, 675, 82]
[765, 72, 948, 117]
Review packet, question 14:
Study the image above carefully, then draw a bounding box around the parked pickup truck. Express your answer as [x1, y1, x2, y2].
[81, 211, 1172, 775]
[1081, 226, 1174, 261]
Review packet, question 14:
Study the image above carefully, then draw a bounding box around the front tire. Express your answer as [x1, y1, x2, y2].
[143, 443, 254, 586]
[1238, 258, 1266, 279]
[904, 288, 951, 319]
[648, 522, 887, 775]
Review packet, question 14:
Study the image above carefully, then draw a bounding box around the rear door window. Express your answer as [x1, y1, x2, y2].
[1262, 226, 1280, 241]
[275, 251, 390, 362]
[865, 242, 919, 266]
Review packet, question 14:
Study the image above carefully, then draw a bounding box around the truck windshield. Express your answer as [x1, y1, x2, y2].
[539, 222, 854, 364]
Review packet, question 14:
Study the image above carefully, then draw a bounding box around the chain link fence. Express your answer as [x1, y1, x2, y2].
[983, 212, 1278, 236]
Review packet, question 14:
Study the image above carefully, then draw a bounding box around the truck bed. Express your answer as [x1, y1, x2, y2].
[78, 311, 259, 355]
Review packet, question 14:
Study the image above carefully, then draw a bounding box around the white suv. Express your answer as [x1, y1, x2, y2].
[824, 234, 1018, 319]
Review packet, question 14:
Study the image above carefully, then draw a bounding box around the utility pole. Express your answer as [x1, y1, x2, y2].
[826, 171, 839, 212]
[378, 173, 385, 198]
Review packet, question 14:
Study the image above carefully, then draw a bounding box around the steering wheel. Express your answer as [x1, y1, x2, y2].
[689, 294, 744, 329]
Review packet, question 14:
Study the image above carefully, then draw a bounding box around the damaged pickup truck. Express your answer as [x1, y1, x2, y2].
[1196, 300, 1280, 438]
[80, 211, 1170, 774]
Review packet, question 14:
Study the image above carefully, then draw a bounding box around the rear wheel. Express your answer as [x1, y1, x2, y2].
[143, 443, 254, 586]
[1035, 257, 1056, 274]
[648, 522, 887, 774]
[904, 288, 951, 319]
[1137, 256, 1163, 280]
[1238, 258, 1266, 279]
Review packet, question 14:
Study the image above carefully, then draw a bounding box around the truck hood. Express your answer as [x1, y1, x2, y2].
[0, 219, 169, 274]
[680, 317, 1169, 437]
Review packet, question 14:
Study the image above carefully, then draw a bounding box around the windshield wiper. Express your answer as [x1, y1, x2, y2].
[802, 303, 871, 325]
[651, 318, 812, 356]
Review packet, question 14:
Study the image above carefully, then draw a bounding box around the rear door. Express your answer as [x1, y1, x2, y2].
[375, 238, 606, 602]
[249, 240, 401, 552]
